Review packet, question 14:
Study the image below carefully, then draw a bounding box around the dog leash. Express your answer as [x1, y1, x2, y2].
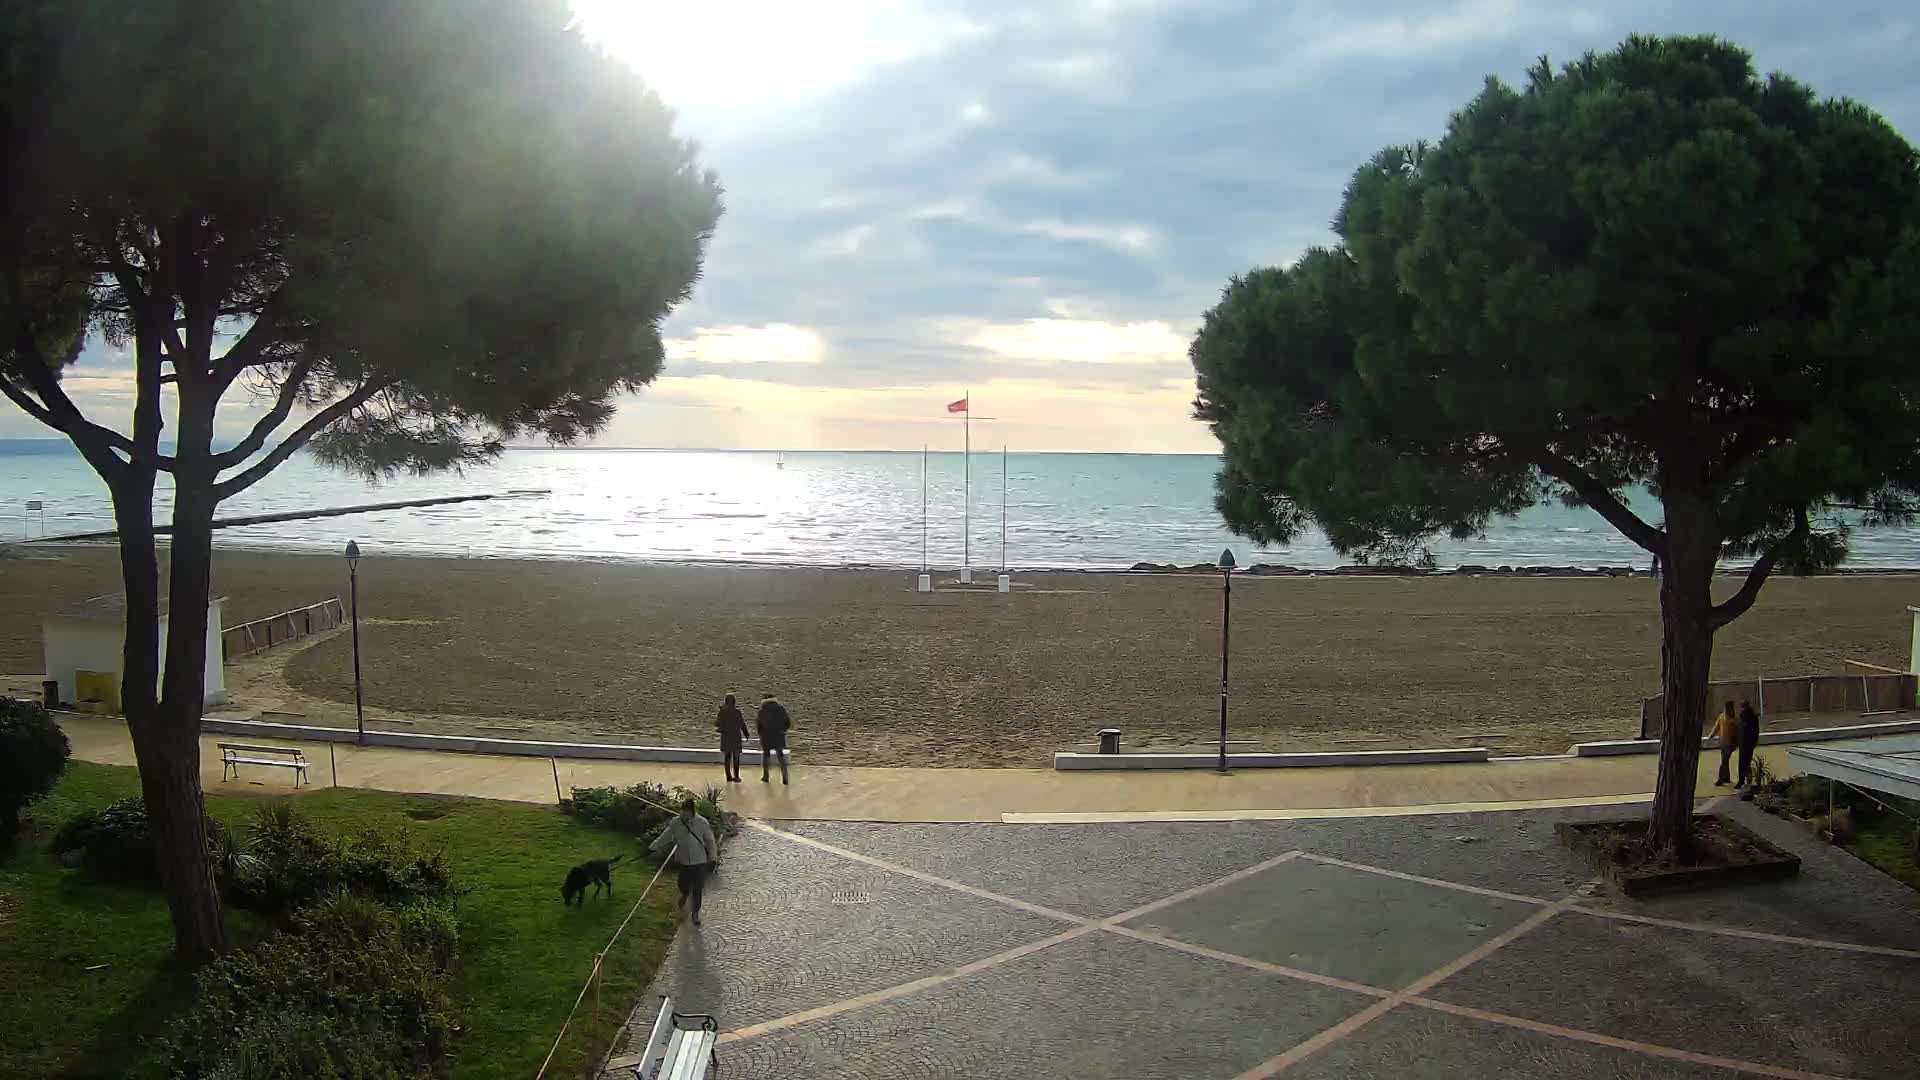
[533, 843, 678, 1080]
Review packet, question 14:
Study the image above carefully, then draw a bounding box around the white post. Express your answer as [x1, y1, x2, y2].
[963, 390, 971, 578]
[1909, 606, 1920, 674]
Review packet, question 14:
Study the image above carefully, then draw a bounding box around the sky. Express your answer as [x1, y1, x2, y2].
[11, 0, 1920, 453]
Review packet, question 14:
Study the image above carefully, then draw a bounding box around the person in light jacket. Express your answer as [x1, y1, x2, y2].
[650, 797, 718, 927]
[1711, 702, 1738, 786]
[716, 693, 749, 783]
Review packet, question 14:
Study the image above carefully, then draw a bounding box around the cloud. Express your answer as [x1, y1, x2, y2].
[12, 2, 1916, 458]
[955, 308, 1191, 366]
[664, 324, 827, 366]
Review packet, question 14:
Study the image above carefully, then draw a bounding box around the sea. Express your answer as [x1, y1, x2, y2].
[4, 439, 1918, 570]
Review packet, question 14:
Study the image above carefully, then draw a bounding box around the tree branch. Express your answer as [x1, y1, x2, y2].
[1710, 507, 1809, 631]
[1529, 447, 1666, 553]
[210, 357, 313, 470]
[212, 379, 392, 500]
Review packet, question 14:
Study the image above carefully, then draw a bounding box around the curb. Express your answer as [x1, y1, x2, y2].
[1052, 747, 1490, 771]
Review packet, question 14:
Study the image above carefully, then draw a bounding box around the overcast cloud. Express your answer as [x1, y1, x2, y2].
[11, 1, 1918, 452]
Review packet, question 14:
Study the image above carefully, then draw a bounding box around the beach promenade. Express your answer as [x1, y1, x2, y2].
[62, 712, 1754, 821]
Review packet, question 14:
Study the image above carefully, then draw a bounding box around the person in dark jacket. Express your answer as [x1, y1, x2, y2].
[1736, 700, 1762, 787]
[756, 693, 792, 784]
[716, 693, 748, 782]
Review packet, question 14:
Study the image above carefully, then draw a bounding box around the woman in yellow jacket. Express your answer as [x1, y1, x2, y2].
[1712, 702, 1739, 786]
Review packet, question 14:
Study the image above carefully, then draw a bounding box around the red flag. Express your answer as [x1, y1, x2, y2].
[947, 397, 968, 414]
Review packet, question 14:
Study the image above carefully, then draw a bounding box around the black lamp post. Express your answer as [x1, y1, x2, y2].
[1217, 547, 1235, 773]
[345, 540, 365, 745]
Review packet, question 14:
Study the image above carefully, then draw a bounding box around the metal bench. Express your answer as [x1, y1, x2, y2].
[629, 996, 717, 1080]
[217, 742, 311, 787]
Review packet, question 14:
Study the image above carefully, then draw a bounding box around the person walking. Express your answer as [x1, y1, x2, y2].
[756, 693, 792, 784]
[716, 693, 748, 783]
[650, 797, 718, 927]
[1736, 699, 1762, 787]
[1711, 701, 1738, 786]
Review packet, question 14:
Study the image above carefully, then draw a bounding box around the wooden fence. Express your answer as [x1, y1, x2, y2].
[221, 598, 346, 661]
[1640, 671, 1917, 738]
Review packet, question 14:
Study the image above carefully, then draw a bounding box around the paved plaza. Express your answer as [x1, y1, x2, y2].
[619, 801, 1920, 1079]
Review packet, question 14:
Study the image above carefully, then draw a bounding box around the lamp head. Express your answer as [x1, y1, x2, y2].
[345, 540, 361, 570]
[1217, 548, 1236, 571]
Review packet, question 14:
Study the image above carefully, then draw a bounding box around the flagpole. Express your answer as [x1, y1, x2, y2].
[921, 444, 928, 572]
[1001, 443, 1008, 572]
[963, 390, 971, 576]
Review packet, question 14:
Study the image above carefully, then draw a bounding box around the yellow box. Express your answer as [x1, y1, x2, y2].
[75, 669, 121, 715]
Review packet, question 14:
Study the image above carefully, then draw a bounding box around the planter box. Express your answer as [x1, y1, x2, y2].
[1555, 814, 1801, 897]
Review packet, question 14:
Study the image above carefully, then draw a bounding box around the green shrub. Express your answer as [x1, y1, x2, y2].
[164, 889, 459, 1079]
[228, 802, 453, 915]
[560, 782, 724, 847]
[1, 696, 71, 834]
[52, 797, 161, 882]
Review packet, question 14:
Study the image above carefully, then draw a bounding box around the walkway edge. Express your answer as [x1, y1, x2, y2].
[1000, 792, 1655, 823]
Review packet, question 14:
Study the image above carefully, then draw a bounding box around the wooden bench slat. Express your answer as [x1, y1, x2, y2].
[662, 1029, 708, 1080]
[217, 743, 306, 756]
[226, 757, 309, 768]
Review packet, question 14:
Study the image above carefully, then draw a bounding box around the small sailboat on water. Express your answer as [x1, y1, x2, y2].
[776, 452, 785, 470]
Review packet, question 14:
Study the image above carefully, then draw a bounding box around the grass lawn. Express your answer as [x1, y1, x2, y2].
[1843, 797, 1920, 893]
[0, 762, 681, 1080]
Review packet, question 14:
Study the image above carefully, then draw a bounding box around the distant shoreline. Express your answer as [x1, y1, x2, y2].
[12, 539, 1920, 578]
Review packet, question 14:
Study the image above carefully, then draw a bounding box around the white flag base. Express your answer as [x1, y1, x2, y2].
[997, 574, 1010, 593]
[916, 573, 933, 593]
[959, 567, 974, 584]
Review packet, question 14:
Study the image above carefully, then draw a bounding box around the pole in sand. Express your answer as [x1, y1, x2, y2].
[963, 389, 971, 583]
[917, 445, 932, 593]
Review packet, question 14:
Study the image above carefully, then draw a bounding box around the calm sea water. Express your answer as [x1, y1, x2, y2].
[3, 440, 1917, 569]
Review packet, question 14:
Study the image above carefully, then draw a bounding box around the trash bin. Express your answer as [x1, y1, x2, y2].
[41, 679, 60, 709]
[1098, 728, 1121, 755]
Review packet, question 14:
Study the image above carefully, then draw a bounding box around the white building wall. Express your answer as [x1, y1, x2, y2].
[41, 598, 227, 710]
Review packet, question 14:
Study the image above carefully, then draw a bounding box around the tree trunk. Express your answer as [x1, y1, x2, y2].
[111, 469, 228, 963]
[157, 378, 229, 963]
[1650, 497, 1720, 853]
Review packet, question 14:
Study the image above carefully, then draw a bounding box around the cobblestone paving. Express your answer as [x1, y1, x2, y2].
[617, 802, 1920, 1079]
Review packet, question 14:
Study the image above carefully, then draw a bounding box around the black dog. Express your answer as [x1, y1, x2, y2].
[560, 855, 623, 906]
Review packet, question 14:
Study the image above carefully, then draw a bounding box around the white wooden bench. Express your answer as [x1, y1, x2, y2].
[629, 996, 717, 1080]
[218, 742, 311, 787]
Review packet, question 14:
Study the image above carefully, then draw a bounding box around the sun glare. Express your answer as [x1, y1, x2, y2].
[567, 1, 971, 121]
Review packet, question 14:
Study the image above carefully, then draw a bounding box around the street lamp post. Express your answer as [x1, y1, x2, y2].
[1217, 548, 1235, 773]
[345, 541, 365, 745]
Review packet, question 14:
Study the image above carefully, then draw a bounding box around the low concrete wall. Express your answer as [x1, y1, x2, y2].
[195, 716, 774, 765]
[1573, 716, 1920, 757]
[1053, 747, 1489, 771]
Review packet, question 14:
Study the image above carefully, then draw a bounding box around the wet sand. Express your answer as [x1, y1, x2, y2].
[2, 546, 1913, 767]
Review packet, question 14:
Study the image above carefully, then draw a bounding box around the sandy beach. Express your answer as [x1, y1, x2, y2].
[2, 546, 1914, 767]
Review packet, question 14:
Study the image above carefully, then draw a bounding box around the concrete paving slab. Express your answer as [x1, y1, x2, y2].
[1429, 910, 1920, 1080]
[774, 819, 1308, 918]
[1124, 857, 1541, 989]
[1569, 801, 1920, 953]
[646, 829, 1066, 1030]
[716, 931, 1374, 1079]
[1291, 1005, 1747, 1079]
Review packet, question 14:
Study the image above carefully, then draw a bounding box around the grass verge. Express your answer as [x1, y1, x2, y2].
[0, 762, 679, 1079]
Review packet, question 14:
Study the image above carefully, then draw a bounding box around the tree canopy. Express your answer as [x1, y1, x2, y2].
[1191, 34, 1920, 846]
[3, 0, 723, 483]
[0, 0, 722, 961]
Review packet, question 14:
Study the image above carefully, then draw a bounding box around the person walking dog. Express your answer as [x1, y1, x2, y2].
[756, 693, 792, 784]
[716, 693, 749, 783]
[650, 797, 718, 927]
